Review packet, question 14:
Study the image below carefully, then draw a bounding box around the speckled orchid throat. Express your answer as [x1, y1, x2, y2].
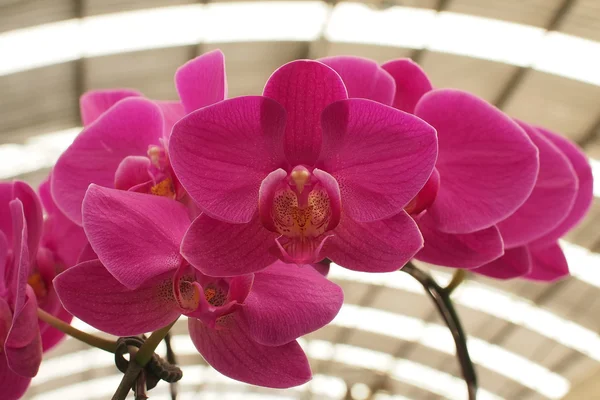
[259, 165, 341, 264]
[172, 264, 252, 328]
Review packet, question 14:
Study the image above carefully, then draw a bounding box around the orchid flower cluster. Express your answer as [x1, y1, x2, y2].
[1, 50, 593, 398]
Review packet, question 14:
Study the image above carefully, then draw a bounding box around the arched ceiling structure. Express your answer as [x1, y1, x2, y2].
[2, 1, 599, 399]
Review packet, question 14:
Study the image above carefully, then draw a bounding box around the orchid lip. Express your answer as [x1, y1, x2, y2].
[172, 264, 249, 329]
[259, 166, 341, 264]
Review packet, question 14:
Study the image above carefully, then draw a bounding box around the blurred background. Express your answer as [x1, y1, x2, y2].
[1, 0, 600, 399]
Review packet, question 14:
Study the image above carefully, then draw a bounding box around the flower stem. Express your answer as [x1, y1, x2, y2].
[112, 318, 179, 400]
[445, 269, 467, 295]
[135, 319, 178, 366]
[37, 308, 117, 353]
[401, 262, 477, 400]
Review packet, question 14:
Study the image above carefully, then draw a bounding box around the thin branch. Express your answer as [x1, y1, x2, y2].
[37, 308, 117, 353]
[112, 319, 179, 400]
[445, 269, 467, 295]
[164, 333, 178, 400]
[401, 262, 478, 400]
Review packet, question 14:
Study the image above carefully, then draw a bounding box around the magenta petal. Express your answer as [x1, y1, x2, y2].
[80, 89, 142, 126]
[320, 98, 437, 222]
[155, 101, 185, 139]
[12, 181, 43, 263]
[532, 127, 594, 246]
[6, 287, 42, 377]
[497, 122, 578, 247]
[53, 98, 164, 224]
[417, 89, 539, 233]
[328, 211, 423, 272]
[263, 60, 348, 165]
[181, 214, 278, 277]
[525, 242, 569, 282]
[320, 56, 395, 105]
[114, 156, 152, 191]
[10, 200, 29, 311]
[474, 246, 531, 280]
[82, 185, 189, 289]
[169, 96, 286, 223]
[54, 260, 180, 336]
[241, 261, 343, 346]
[415, 213, 504, 269]
[0, 355, 31, 400]
[188, 316, 311, 388]
[175, 50, 227, 114]
[381, 58, 433, 113]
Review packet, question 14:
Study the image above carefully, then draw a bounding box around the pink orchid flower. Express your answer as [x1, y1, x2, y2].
[0, 182, 43, 399]
[54, 184, 342, 387]
[52, 50, 227, 225]
[169, 59, 438, 275]
[321, 56, 540, 270]
[474, 124, 593, 281]
[34, 174, 88, 351]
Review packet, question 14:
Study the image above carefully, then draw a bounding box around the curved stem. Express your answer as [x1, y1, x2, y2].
[112, 318, 179, 400]
[401, 263, 478, 400]
[37, 308, 117, 353]
[445, 269, 467, 295]
[136, 319, 178, 366]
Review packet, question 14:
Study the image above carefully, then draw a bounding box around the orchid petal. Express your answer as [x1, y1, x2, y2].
[169, 96, 286, 223]
[10, 200, 29, 311]
[114, 156, 152, 191]
[0, 355, 32, 400]
[415, 213, 504, 269]
[53, 98, 164, 224]
[381, 58, 433, 113]
[474, 246, 531, 280]
[82, 185, 189, 289]
[320, 98, 437, 222]
[79, 89, 142, 126]
[12, 181, 43, 262]
[6, 287, 42, 377]
[532, 127, 594, 246]
[320, 56, 395, 105]
[497, 122, 578, 247]
[175, 49, 227, 113]
[526, 242, 569, 282]
[328, 211, 423, 272]
[39, 176, 88, 268]
[241, 261, 343, 346]
[155, 101, 185, 139]
[181, 214, 278, 277]
[263, 60, 348, 166]
[188, 316, 311, 388]
[417, 89, 539, 233]
[54, 260, 180, 336]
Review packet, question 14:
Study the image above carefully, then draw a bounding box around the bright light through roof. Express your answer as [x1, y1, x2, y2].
[329, 265, 600, 363]
[1, 2, 600, 87]
[429, 12, 545, 67]
[325, 2, 435, 49]
[0, 128, 80, 179]
[203, 2, 329, 43]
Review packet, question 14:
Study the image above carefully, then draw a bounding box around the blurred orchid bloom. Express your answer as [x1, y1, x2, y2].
[0, 181, 43, 400]
[35, 174, 87, 351]
[51, 50, 227, 225]
[322, 56, 540, 270]
[170, 59, 438, 275]
[322, 56, 593, 280]
[55, 184, 342, 388]
[475, 125, 593, 281]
